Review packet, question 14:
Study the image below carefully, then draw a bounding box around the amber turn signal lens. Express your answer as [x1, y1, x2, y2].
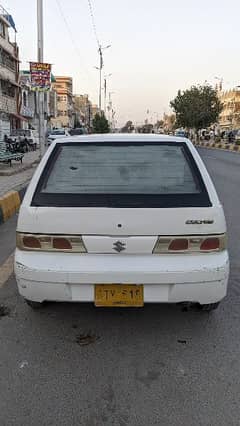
[168, 239, 189, 251]
[52, 238, 72, 250]
[200, 238, 220, 251]
[22, 236, 41, 249]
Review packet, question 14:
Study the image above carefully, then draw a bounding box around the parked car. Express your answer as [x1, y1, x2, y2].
[47, 128, 70, 145]
[175, 129, 187, 138]
[69, 127, 88, 136]
[15, 134, 229, 311]
[9, 129, 39, 150]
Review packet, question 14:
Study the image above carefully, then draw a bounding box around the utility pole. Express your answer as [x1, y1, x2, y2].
[37, 0, 45, 158]
[104, 77, 106, 114]
[104, 73, 112, 115]
[95, 44, 111, 114]
[98, 46, 103, 113]
[108, 91, 114, 129]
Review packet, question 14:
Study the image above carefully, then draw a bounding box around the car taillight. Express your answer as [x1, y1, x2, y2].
[153, 234, 227, 253]
[53, 237, 72, 250]
[22, 236, 41, 249]
[200, 237, 220, 251]
[16, 233, 87, 253]
[168, 239, 188, 251]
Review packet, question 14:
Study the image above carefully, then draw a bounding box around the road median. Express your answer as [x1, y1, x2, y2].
[0, 151, 40, 225]
[193, 140, 240, 152]
[0, 190, 22, 225]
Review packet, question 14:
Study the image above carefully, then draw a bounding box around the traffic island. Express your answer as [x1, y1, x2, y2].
[0, 190, 21, 225]
[193, 141, 240, 152]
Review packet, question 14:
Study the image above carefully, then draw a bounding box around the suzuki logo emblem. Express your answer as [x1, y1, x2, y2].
[113, 241, 126, 252]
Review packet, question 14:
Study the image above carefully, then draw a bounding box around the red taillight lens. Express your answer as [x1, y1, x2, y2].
[200, 238, 220, 251]
[52, 238, 72, 250]
[22, 236, 41, 249]
[153, 234, 226, 254]
[168, 239, 188, 251]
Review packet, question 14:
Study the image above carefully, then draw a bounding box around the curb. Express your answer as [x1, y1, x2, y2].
[0, 188, 26, 226]
[193, 141, 240, 152]
[0, 159, 40, 177]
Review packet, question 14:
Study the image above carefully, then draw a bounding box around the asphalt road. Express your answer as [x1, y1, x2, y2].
[0, 148, 240, 426]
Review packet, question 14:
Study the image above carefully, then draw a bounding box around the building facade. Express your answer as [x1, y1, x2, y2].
[0, 6, 20, 140]
[73, 94, 93, 128]
[51, 76, 74, 128]
[218, 89, 240, 129]
[20, 71, 35, 127]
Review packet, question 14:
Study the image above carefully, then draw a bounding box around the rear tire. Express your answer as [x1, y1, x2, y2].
[24, 299, 43, 309]
[200, 302, 220, 312]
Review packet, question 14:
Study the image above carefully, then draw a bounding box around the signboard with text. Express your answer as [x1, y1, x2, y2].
[30, 62, 51, 91]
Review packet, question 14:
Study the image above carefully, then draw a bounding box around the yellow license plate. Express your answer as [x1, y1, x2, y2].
[95, 284, 144, 307]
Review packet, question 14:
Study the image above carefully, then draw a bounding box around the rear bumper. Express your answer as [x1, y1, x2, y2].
[14, 250, 229, 304]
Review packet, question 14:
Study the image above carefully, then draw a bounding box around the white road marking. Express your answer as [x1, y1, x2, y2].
[0, 253, 14, 288]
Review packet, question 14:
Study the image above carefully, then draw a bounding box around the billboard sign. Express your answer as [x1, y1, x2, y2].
[30, 62, 51, 91]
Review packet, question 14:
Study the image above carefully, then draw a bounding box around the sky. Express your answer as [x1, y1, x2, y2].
[2, 0, 240, 126]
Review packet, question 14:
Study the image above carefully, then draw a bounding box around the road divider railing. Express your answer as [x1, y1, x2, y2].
[193, 140, 240, 152]
[0, 190, 21, 225]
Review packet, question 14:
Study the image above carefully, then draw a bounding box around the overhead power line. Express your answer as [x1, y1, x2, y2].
[55, 0, 93, 83]
[86, 0, 112, 112]
[87, 0, 100, 49]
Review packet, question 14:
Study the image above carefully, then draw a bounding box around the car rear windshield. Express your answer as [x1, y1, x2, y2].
[32, 142, 211, 207]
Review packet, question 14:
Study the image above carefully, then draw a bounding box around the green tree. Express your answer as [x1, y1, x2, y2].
[92, 113, 110, 133]
[170, 85, 223, 132]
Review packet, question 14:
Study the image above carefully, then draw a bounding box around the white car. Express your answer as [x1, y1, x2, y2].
[15, 134, 229, 311]
[10, 129, 39, 148]
[47, 128, 70, 145]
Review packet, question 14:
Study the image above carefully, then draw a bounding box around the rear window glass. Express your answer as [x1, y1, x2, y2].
[32, 142, 211, 208]
[42, 145, 199, 194]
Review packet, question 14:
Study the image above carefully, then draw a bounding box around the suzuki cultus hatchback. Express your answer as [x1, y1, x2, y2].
[15, 134, 229, 310]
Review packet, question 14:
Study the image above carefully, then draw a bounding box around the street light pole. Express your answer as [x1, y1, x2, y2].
[96, 44, 111, 114]
[98, 46, 103, 113]
[37, 0, 45, 158]
[108, 91, 114, 129]
[104, 73, 112, 115]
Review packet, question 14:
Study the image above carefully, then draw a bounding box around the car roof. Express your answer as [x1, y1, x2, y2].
[52, 133, 188, 144]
